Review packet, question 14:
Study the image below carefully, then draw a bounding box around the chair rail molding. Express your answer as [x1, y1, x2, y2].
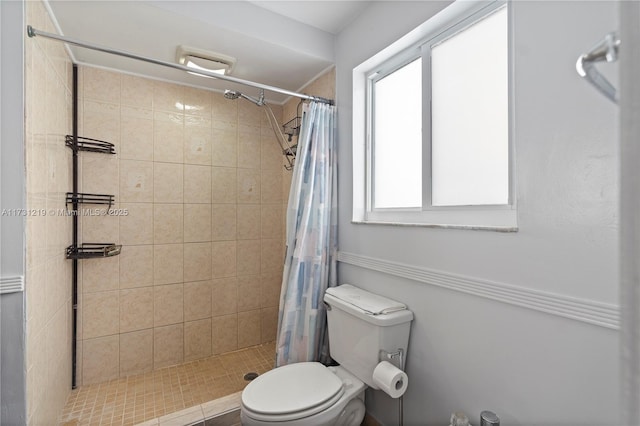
[337, 251, 619, 330]
[0, 276, 25, 294]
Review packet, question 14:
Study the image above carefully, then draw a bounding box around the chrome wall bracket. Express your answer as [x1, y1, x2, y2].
[576, 31, 620, 103]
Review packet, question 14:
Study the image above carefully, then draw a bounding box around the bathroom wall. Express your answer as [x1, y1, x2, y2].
[1, 0, 27, 424]
[24, 0, 75, 423]
[336, 1, 620, 425]
[76, 67, 286, 385]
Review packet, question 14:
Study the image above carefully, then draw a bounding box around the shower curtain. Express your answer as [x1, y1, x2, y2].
[275, 101, 337, 367]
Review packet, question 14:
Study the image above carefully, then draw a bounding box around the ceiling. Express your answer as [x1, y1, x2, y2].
[45, 1, 371, 104]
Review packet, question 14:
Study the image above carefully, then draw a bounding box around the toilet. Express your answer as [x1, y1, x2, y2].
[240, 284, 414, 426]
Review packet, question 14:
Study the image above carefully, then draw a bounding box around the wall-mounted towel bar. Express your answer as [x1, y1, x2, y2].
[576, 32, 620, 103]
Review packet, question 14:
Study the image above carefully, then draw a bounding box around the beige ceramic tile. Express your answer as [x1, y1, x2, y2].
[237, 275, 261, 312]
[211, 204, 237, 241]
[211, 314, 238, 355]
[212, 277, 238, 316]
[212, 92, 237, 122]
[121, 74, 154, 108]
[119, 329, 153, 376]
[237, 127, 261, 169]
[82, 290, 119, 339]
[120, 203, 154, 245]
[119, 244, 154, 288]
[201, 391, 242, 419]
[83, 100, 121, 150]
[153, 323, 184, 369]
[261, 133, 284, 171]
[83, 67, 121, 104]
[154, 244, 184, 285]
[212, 129, 237, 167]
[82, 256, 119, 293]
[238, 100, 262, 128]
[154, 283, 184, 327]
[184, 318, 212, 361]
[154, 162, 184, 203]
[120, 287, 153, 333]
[184, 121, 212, 166]
[184, 242, 212, 282]
[238, 310, 261, 349]
[184, 204, 212, 243]
[211, 241, 236, 278]
[80, 206, 119, 244]
[237, 240, 261, 276]
[120, 160, 154, 203]
[211, 167, 237, 204]
[282, 169, 293, 204]
[261, 307, 278, 343]
[158, 405, 204, 426]
[237, 168, 261, 204]
[82, 335, 119, 385]
[261, 239, 284, 275]
[184, 164, 212, 204]
[153, 81, 184, 113]
[153, 203, 184, 244]
[261, 273, 282, 308]
[184, 87, 212, 117]
[237, 204, 261, 240]
[154, 112, 184, 163]
[81, 153, 119, 196]
[183, 280, 212, 321]
[121, 111, 154, 161]
[261, 169, 283, 204]
[261, 204, 283, 239]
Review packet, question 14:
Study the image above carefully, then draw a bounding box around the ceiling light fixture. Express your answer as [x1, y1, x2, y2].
[176, 45, 236, 77]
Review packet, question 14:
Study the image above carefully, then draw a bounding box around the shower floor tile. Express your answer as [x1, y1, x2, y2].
[59, 342, 275, 426]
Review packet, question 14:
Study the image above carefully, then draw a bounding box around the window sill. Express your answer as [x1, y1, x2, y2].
[353, 207, 518, 232]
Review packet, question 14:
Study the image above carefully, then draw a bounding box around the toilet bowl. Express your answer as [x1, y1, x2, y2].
[241, 362, 366, 426]
[240, 284, 413, 426]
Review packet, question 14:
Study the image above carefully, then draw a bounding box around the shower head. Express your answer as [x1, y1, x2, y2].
[224, 89, 241, 100]
[223, 89, 265, 106]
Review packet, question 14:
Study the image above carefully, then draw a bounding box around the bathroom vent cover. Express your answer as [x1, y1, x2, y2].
[176, 45, 236, 76]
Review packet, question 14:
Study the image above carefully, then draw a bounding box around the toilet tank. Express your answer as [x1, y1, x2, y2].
[324, 284, 413, 389]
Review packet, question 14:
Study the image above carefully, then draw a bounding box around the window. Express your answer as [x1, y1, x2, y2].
[355, 1, 516, 230]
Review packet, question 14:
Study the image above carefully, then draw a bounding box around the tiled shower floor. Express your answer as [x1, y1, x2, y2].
[59, 342, 275, 426]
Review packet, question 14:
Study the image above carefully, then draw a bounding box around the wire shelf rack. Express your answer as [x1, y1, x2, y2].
[66, 243, 122, 259]
[65, 192, 114, 207]
[65, 135, 116, 154]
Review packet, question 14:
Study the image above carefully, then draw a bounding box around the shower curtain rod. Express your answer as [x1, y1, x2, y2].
[26, 25, 334, 105]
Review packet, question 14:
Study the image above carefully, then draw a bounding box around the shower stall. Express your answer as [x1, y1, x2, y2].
[22, 3, 335, 424]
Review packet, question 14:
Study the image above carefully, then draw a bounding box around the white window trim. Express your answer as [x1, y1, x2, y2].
[352, 0, 517, 231]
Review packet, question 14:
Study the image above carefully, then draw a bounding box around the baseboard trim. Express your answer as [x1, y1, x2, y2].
[337, 251, 619, 330]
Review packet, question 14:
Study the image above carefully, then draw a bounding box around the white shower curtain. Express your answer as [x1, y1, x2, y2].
[275, 101, 337, 367]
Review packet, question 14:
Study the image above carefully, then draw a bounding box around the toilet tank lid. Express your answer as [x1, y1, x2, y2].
[325, 284, 407, 315]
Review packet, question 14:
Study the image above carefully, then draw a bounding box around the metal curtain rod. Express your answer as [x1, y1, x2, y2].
[26, 25, 334, 105]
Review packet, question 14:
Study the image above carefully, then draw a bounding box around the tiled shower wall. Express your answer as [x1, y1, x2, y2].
[24, 1, 74, 423]
[76, 67, 287, 386]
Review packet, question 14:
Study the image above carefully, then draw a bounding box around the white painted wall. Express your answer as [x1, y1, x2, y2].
[0, 0, 27, 424]
[335, 1, 620, 425]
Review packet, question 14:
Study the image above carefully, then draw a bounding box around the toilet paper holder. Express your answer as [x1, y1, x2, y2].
[379, 348, 406, 426]
[379, 348, 404, 371]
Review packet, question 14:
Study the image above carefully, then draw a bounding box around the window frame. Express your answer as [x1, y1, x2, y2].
[360, 0, 516, 231]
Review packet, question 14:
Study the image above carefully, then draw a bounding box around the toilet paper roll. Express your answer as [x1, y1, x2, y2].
[372, 361, 408, 398]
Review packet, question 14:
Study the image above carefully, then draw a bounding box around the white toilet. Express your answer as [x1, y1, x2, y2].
[240, 284, 414, 426]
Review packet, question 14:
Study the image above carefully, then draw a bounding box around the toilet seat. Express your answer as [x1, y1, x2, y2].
[242, 362, 345, 422]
